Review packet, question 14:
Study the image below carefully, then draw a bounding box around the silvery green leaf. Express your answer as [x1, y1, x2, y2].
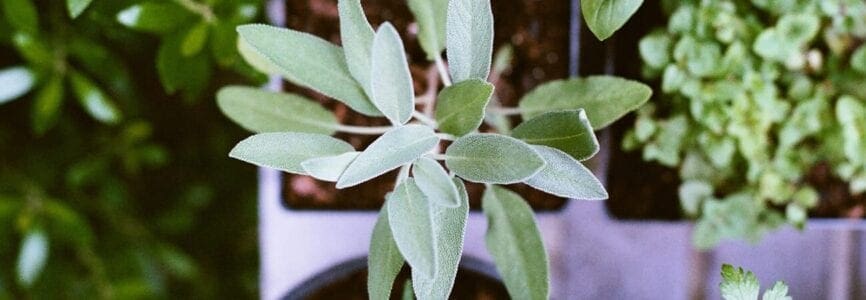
[524, 146, 607, 200]
[67, 0, 93, 18]
[368, 205, 405, 300]
[217, 86, 338, 134]
[338, 0, 375, 92]
[445, 133, 545, 184]
[720, 264, 760, 300]
[116, 2, 190, 33]
[16, 228, 48, 287]
[402, 279, 415, 300]
[407, 0, 448, 60]
[638, 31, 671, 69]
[413, 157, 460, 207]
[762, 281, 792, 300]
[435, 79, 494, 136]
[337, 125, 439, 188]
[412, 178, 469, 300]
[237, 37, 280, 75]
[387, 179, 437, 278]
[229, 132, 354, 174]
[512, 109, 599, 161]
[518, 76, 652, 129]
[31, 76, 64, 135]
[446, 0, 493, 82]
[300, 152, 360, 182]
[68, 71, 122, 125]
[236, 24, 381, 116]
[482, 185, 549, 300]
[370, 22, 415, 125]
[678, 180, 713, 216]
[0, 66, 35, 104]
[581, 0, 643, 41]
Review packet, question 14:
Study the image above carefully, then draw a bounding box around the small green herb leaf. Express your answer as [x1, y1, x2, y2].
[69, 71, 122, 125]
[720, 264, 760, 300]
[370, 22, 415, 125]
[762, 281, 792, 300]
[402, 279, 415, 300]
[368, 206, 405, 300]
[518, 76, 652, 129]
[445, 133, 545, 184]
[338, 0, 375, 92]
[337, 125, 439, 188]
[0, 66, 35, 104]
[412, 157, 460, 207]
[31, 76, 64, 135]
[387, 179, 437, 278]
[16, 228, 48, 287]
[67, 0, 93, 18]
[2, 0, 38, 34]
[512, 109, 599, 161]
[229, 132, 354, 174]
[300, 152, 360, 182]
[851, 45, 866, 75]
[217, 86, 338, 134]
[237, 37, 280, 75]
[407, 0, 448, 60]
[435, 79, 494, 136]
[524, 146, 607, 200]
[157, 33, 212, 98]
[236, 24, 381, 116]
[117, 2, 191, 33]
[483, 185, 549, 300]
[446, 0, 494, 82]
[581, 0, 643, 41]
[181, 22, 210, 57]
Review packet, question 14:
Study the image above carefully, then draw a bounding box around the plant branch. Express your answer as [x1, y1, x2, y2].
[412, 111, 438, 128]
[175, 0, 216, 23]
[425, 153, 449, 161]
[435, 133, 456, 141]
[486, 106, 523, 116]
[333, 124, 394, 135]
[434, 55, 452, 87]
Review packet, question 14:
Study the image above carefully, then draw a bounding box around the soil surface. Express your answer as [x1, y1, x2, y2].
[281, 0, 572, 210]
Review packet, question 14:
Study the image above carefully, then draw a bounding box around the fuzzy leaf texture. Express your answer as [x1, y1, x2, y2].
[368, 206, 404, 300]
[337, 125, 439, 188]
[229, 133, 354, 174]
[217, 86, 338, 135]
[512, 109, 599, 161]
[387, 179, 438, 278]
[435, 79, 494, 136]
[413, 157, 461, 207]
[581, 0, 643, 41]
[446, 0, 494, 82]
[0, 66, 35, 104]
[483, 185, 549, 300]
[407, 0, 448, 59]
[300, 152, 360, 182]
[524, 146, 607, 200]
[445, 133, 545, 184]
[370, 22, 415, 125]
[338, 0, 375, 93]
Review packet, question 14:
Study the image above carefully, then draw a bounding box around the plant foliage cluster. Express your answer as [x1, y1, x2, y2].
[625, 0, 866, 248]
[719, 264, 791, 300]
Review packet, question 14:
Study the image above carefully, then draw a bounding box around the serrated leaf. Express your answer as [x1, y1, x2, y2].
[413, 157, 460, 207]
[720, 264, 760, 300]
[69, 71, 122, 125]
[581, 0, 643, 41]
[116, 2, 191, 33]
[407, 0, 448, 60]
[236, 24, 381, 116]
[229, 132, 354, 174]
[2, 0, 38, 34]
[0, 66, 35, 104]
[16, 228, 48, 287]
[300, 151, 360, 182]
[518, 76, 652, 129]
[337, 125, 439, 188]
[387, 179, 437, 278]
[217, 86, 338, 134]
[67, 0, 93, 18]
[762, 281, 792, 300]
[31, 76, 64, 135]
[512, 109, 599, 161]
[445, 133, 545, 184]
[524, 146, 607, 200]
[446, 0, 493, 82]
[338, 0, 375, 92]
[370, 22, 415, 125]
[181, 22, 210, 57]
[435, 79, 494, 136]
[368, 205, 405, 300]
[483, 185, 549, 300]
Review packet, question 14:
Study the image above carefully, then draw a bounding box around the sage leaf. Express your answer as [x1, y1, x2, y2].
[402, 279, 415, 300]
[217, 86, 338, 135]
[67, 0, 93, 18]
[370, 22, 415, 125]
[300, 152, 360, 182]
[512, 109, 599, 161]
[518, 76, 652, 129]
[412, 178, 469, 300]
[31, 76, 64, 135]
[387, 179, 437, 278]
[229, 132, 354, 174]
[237, 37, 280, 75]
[581, 0, 643, 41]
[446, 0, 494, 82]
[2, 0, 38, 34]
[0, 66, 35, 104]
[445, 133, 545, 184]
[434, 79, 494, 136]
[116, 2, 191, 33]
[16, 228, 48, 287]
[407, 0, 448, 60]
[236, 24, 381, 116]
[413, 157, 460, 207]
[368, 205, 405, 300]
[483, 185, 549, 300]
[337, 125, 439, 188]
[69, 71, 122, 125]
[338, 0, 375, 92]
[524, 146, 607, 200]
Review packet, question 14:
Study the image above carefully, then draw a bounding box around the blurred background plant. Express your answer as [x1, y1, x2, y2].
[0, 0, 264, 298]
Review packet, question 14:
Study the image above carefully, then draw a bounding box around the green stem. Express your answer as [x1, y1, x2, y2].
[412, 111, 438, 128]
[175, 0, 216, 23]
[425, 153, 448, 161]
[486, 106, 523, 116]
[434, 55, 452, 86]
[333, 124, 394, 135]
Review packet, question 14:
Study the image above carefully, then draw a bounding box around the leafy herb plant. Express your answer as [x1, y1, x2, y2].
[219, 0, 648, 298]
[720, 264, 791, 300]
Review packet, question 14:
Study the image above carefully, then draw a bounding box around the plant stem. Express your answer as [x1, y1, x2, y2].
[333, 124, 394, 135]
[486, 106, 523, 116]
[175, 0, 216, 23]
[435, 133, 456, 141]
[434, 55, 452, 87]
[425, 153, 449, 161]
[412, 111, 438, 128]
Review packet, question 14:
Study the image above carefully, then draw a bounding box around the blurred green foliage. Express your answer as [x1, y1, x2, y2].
[0, 0, 264, 298]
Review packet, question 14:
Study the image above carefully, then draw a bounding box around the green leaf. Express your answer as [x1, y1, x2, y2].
[512, 109, 599, 161]
[116, 2, 191, 33]
[482, 185, 549, 300]
[0, 66, 35, 104]
[66, 0, 93, 18]
[229, 132, 354, 174]
[12, 34, 52, 67]
[16, 228, 48, 287]
[237, 36, 279, 75]
[370, 22, 415, 125]
[300, 151, 360, 182]
[211, 21, 239, 67]
[2, 0, 38, 34]
[402, 279, 415, 300]
[524, 146, 607, 200]
[31, 76, 64, 135]
[236, 24, 381, 116]
[217, 86, 338, 134]
[368, 206, 405, 300]
[446, 0, 493, 82]
[338, 0, 375, 93]
[407, 0, 448, 60]
[412, 157, 460, 207]
[387, 179, 437, 277]
[337, 125, 439, 188]
[762, 281, 792, 300]
[581, 0, 643, 41]
[435, 79, 494, 136]
[720, 264, 760, 300]
[69, 71, 122, 125]
[157, 33, 212, 98]
[518, 76, 652, 129]
[181, 22, 210, 57]
[445, 133, 545, 184]
[638, 31, 671, 69]
[850, 45, 866, 75]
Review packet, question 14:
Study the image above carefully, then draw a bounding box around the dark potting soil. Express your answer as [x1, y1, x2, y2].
[281, 0, 572, 210]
